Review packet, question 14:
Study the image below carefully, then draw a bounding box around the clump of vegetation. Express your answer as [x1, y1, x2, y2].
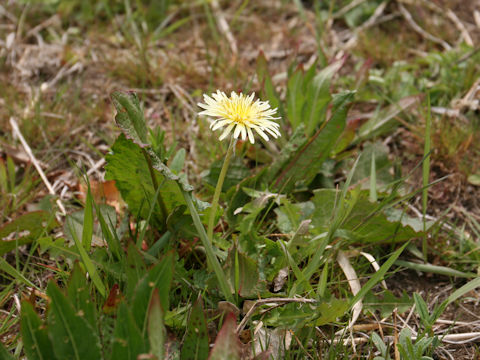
[2, 0, 480, 359]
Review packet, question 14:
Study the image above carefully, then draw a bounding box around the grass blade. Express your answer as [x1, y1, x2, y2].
[0, 257, 39, 290]
[395, 260, 475, 278]
[349, 241, 409, 309]
[369, 150, 377, 202]
[422, 93, 431, 261]
[66, 217, 106, 297]
[81, 185, 94, 252]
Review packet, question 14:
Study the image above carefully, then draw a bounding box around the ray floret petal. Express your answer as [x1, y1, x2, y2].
[198, 90, 281, 144]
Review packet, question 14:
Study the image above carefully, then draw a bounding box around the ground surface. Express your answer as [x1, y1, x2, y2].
[1, 1, 480, 359]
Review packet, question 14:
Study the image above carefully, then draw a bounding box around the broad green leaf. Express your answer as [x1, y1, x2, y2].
[21, 301, 56, 360]
[350, 141, 393, 189]
[170, 148, 186, 174]
[310, 189, 423, 243]
[106, 134, 185, 225]
[274, 91, 354, 190]
[46, 282, 101, 360]
[265, 124, 306, 185]
[105, 134, 165, 224]
[256, 51, 282, 116]
[303, 60, 343, 136]
[286, 65, 305, 130]
[131, 253, 174, 336]
[208, 313, 241, 360]
[225, 169, 267, 226]
[224, 248, 259, 297]
[148, 147, 194, 192]
[364, 290, 412, 318]
[111, 91, 148, 147]
[148, 289, 165, 360]
[300, 160, 362, 286]
[236, 193, 275, 235]
[264, 302, 315, 328]
[67, 263, 96, 329]
[315, 298, 349, 326]
[166, 205, 188, 233]
[111, 90, 194, 192]
[0, 211, 58, 256]
[125, 242, 147, 300]
[181, 296, 209, 360]
[111, 302, 147, 360]
[274, 198, 314, 234]
[265, 298, 345, 328]
[0, 342, 15, 360]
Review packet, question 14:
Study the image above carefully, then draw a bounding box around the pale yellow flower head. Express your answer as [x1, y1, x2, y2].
[198, 90, 281, 144]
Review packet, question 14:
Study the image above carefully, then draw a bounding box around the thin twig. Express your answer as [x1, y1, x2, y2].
[341, 1, 389, 50]
[333, 0, 368, 19]
[9, 117, 66, 217]
[25, 14, 60, 39]
[398, 3, 451, 50]
[210, 0, 238, 56]
[402, 0, 473, 46]
[445, 9, 473, 46]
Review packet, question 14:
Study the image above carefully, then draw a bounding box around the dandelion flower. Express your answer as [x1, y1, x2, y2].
[198, 90, 281, 144]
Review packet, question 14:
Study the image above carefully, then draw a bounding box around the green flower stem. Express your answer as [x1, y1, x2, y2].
[182, 190, 233, 303]
[207, 138, 235, 243]
[142, 148, 168, 222]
